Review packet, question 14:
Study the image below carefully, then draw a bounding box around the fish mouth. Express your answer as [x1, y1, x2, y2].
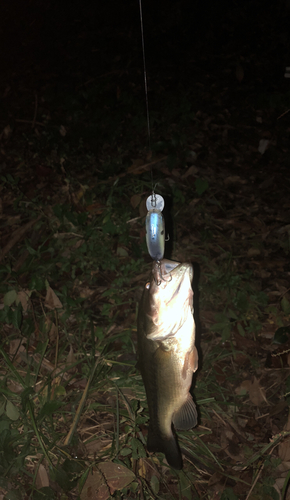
[150, 259, 193, 306]
[152, 259, 193, 301]
[151, 259, 180, 287]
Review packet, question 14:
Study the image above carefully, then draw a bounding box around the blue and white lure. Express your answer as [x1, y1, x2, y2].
[145, 193, 165, 261]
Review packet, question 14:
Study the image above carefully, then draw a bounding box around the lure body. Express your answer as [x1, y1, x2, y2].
[145, 193, 165, 261]
[146, 209, 165, 261]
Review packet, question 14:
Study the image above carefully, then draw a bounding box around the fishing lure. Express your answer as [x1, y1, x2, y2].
[145, 193, 165, 261]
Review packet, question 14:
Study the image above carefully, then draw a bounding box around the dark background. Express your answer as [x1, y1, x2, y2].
[1, 0, 290, 90]
[1, 0, 290, 174]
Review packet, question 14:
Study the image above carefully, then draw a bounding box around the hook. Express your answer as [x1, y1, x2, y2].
[153, 260, 172, 286]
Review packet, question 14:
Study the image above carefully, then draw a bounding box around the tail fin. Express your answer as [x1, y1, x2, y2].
[147, 426, 183, 470]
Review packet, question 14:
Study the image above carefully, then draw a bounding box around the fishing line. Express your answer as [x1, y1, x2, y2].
[139, 0, 166, 267]
[138, 0, 152, 180]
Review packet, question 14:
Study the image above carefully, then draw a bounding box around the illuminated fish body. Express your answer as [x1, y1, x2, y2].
[137, 259, 198, 469]
[145, 209, 165, 261]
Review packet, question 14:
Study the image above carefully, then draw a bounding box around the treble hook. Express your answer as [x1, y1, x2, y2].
[153, 260, 172, 286]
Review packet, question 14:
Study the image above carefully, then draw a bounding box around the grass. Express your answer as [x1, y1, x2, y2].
[0, 70, 290, 500]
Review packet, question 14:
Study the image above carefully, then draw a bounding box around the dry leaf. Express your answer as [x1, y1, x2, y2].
[7, 380, 23, 394]
[79, 287, 95, 299]
[16, 290, 30, 312]
[81, 463, 135, 500]
[84, 439, 112, 456]
[35, 463, 49, 489]
[66, 345, 77, 373]
[86, 202, 105, 215]
[45, 287, 63, 309]
[247, 247, 261, 257]
[81, 468, 110, 500]
[220, 429, 244, 461]
[247, 377, 267, 405]
[45, 318, 57, 342]
[130, 194, 141, 209]
[237, 377, 266, 405]
[9, 338, 26, 356]
[98, 462, 135, 494]
[258, 138, 269, 154]
[224, 175, 242, 186]
[274, 476, 290, 500]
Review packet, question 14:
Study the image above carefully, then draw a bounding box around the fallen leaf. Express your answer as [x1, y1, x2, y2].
[45, 318, 57, 341]
[99, 462, 135, 493]
[130, 194, 141, 209]
[220, 428, 244, 461]
[258, 138, 269, 154]
[224, 175, 242, 186]
[9, 338, 26, 356]
[247, 247, 261, 258]
[35, 464, 49, 489]
[84, 439, 112, 456]
[86, 202, 105, 215]
[237, 377, 267, 405]
[45, 287, 63, 310]
[81, 463, 135, 500]
[7, 380, 23, 394]
[66, 345, 77, 373]
[16, 290, 30, 312]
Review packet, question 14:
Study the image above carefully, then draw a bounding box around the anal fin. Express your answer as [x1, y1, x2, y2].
[172, 394, 198, 431]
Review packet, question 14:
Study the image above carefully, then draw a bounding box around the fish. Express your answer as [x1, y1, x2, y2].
[137, 259, 198, 469]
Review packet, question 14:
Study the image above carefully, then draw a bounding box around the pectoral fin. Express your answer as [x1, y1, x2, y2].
[172, 394, 198, 431]
[181, 347, 199, 379]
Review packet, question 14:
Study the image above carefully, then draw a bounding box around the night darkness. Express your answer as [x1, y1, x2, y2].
[1, 1, 290, 94]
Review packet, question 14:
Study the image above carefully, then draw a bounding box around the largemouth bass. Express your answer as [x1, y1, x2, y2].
[137, 259, 198, 469]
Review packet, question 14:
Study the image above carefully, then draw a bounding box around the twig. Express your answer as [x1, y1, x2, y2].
[64, 357, 100, 446]
[245, 448, 274, 500]
[15, 119, 45, 127]
[277, 109, 290, 120]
